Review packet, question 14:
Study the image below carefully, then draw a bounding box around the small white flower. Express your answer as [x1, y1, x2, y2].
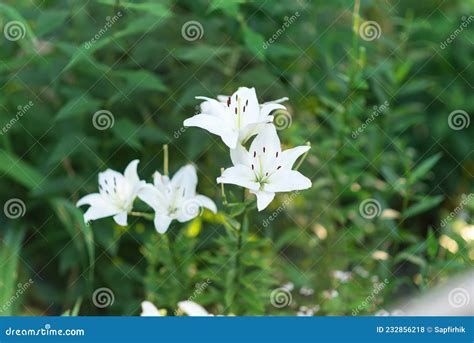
[140, 301, 162, 316]
[177, 300, 212, 316]
[184, 87, 286, 149]
[76, 160, 145, 226]
[217, 125, 311, 211]
[332, 270, 352, 283]
[138, 165, 217, 234]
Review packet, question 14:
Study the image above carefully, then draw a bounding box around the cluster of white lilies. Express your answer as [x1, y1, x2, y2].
[77, 87, 311, 234]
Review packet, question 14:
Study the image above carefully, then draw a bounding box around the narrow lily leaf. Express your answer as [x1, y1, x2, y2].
[98, 0, 172, 19]
[403, 195, 443, 219]
[0, 227, 25, 316]
[409, 153, 441, 184]
[55, 95, 102, 121]
[0, 149, 43, 190]
[242, 25, 265, 61]
[51, 199, 95, 284]
[114, 70, 167, 92]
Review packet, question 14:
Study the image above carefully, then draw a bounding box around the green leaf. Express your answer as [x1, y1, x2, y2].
[242, 25, 265, 61]
[111, 118, 142, 149]
[409, 153, 441, 184]
[0, 227, 26, 315]
[0, 149, 43, 190]
[403, 195, 443, 218]
[98, 0, 172, 18]
[426, 228, 438, 259]
[36, 10, 69, 37]
[51, 199, 95, 283]
[114, 70, 167, 92]
[55, 96, 102, 121]
[0, 4, 36, 51]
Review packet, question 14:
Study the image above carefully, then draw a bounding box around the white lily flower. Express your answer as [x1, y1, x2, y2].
[138, 164, 217, 234]
[183, 87, 287, 149]
[77, 160, 145, 226]
[217, 125, 311, 211]
[140, 301, 162, 316]
[177, 300, 212, 316]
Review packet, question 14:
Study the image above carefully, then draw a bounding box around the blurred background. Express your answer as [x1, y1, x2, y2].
[0, 0, 472, 316]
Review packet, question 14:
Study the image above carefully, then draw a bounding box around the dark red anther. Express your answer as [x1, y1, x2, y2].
[276, 152, 279, 158]
[251, 164, 254, 170]
[277, 166, 281, 170]
[263, 147, 266, 153]
[227, 97, 231, 107]
[253, 151, 256, 158]
[235, 107, 237, 114]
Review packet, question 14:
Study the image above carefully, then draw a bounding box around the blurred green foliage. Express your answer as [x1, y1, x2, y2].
[0, 0, 472, 316]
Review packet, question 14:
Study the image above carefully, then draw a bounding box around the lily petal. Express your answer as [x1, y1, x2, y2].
[266, 170, 312, 192]
[141, 301, 161, 316]
[260, 103, 286, 120]
[177, 301, 210, 316]
[171, 164, 198, 197]
[137, 184, 167, 211]
[124, 159, 140, 185]
[113, 211, 128, 226]
[239, 122, 270, 145]
[249, 124, 281, 157]
[230, 144, 249, 166]
[280, 145, 310, 169]
[154, 214, 173, 234]
[250, 190, 276, 211]
[217, 165, 259, 191]
[184, 114, 238, 149]
[83, 203, 121, 223]
[195, 195, 217, 213]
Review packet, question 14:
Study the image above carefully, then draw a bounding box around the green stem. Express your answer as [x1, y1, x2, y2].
[294, 142, 311, 171]
[164, 229, 183, 288]
[129, 211, 154, 221]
